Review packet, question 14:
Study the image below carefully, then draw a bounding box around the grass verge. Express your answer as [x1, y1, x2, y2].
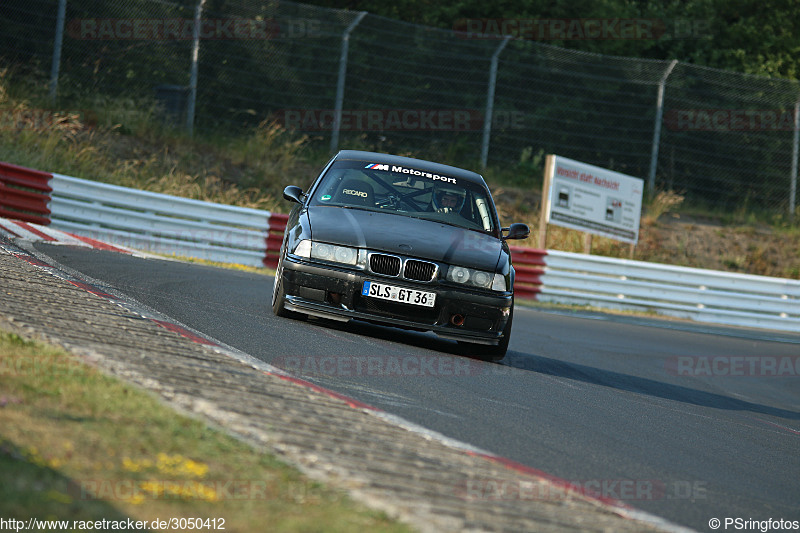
[0, 330, 410, 533]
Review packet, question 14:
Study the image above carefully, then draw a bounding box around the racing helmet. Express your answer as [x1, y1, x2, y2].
[432, 183, 466, 213]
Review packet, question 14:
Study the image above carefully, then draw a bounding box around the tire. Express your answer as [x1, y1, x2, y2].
[484, 305, 513, 362]
[458, 304, 513, 362]
[271, 258, 306, 320]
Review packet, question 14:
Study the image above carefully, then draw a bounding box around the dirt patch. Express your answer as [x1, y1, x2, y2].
[636, 215, 800, 279]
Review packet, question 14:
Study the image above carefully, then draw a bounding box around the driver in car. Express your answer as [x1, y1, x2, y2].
[432, 183, 466, 214]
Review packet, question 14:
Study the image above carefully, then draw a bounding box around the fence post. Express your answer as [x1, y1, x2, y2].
[647, 59, 678, 195]
[480, 36, 512, 169]
[48, 0, 68, 103]
[330, 12, 368, 154]
[791, 98, 800, 221]
[186, 0, 206, 136]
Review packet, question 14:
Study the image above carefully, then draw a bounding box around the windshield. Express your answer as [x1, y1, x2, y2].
[308, 160, 499, 234]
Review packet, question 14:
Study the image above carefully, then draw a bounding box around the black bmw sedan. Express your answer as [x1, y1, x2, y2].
[272, 150, 529, 360]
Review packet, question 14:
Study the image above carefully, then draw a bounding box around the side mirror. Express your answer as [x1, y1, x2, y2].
[502, 223, 530, 241]
[283, 185, 305, 204]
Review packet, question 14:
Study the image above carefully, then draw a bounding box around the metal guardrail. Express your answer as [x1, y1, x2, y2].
[508, 246, 546, 300]
[1, 161, 798, 333]
[264, 213, 289, 270]
[0, 162, 53, 224]
[49, 173, 275, 267]
[538, 250, 800, 332]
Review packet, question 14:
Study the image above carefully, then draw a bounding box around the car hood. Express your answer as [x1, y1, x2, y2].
[306, 206, 502, 271]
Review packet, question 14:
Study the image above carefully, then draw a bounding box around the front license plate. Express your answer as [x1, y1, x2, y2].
[362, 281, 436, 307]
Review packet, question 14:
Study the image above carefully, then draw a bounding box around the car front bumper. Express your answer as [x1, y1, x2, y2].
[279, 254, 512, 345]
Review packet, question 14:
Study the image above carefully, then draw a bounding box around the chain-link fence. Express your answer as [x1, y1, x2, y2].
[2, 0, 800, 217]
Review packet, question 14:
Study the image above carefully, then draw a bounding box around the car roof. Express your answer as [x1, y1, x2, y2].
[334, 150, 488, 187]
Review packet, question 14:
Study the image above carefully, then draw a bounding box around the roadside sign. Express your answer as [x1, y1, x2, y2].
[542, 155, 644, 245]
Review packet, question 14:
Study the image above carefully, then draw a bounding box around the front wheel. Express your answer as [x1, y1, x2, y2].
[459, 304, 513, 362]
[271, 258, 306, 320]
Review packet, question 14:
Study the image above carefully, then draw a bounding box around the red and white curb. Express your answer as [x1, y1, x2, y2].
[1, 217, 141, 256]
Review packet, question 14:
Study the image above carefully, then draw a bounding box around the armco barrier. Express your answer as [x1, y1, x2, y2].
[538, 250, 800, 332]
[509, 246, 546, 300]
[265, 213, 289, 269]
[1, 160, 798, 333]
[0, 162, 53, 225]
[48, 173, 278, 268]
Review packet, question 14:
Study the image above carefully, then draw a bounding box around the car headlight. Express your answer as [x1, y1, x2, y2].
[449, 266, 471, 284]
[292, 239, 311, 258]
[288, 239, 361, 267]
[473, 271, 492, 287]
[312, 242, 359, 265]
[447, 266, 503, 291]
[491, 273, 507, 292]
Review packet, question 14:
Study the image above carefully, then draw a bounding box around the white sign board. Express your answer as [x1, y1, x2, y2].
[545, 155, 644, 244]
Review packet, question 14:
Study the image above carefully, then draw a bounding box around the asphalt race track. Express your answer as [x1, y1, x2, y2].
[36, 243, 800, 532]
